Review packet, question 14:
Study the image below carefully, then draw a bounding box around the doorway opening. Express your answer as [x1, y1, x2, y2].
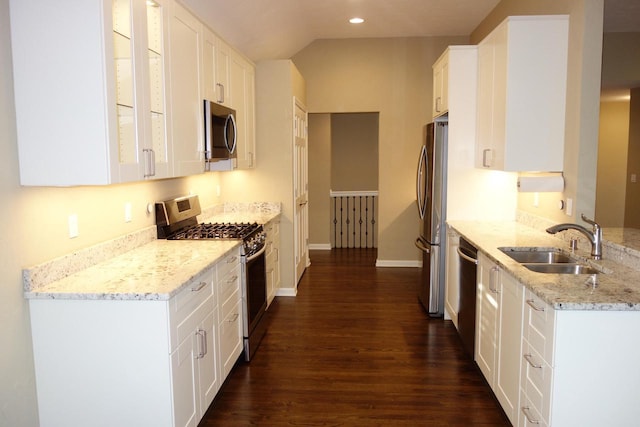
[307, 112, 379, 249]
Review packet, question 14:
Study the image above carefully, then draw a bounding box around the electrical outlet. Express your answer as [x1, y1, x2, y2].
[68, 214, 79, 238]
[125, 202, 132, 223]
[566, 198, 573, 216]
[533, 192, 539, 207]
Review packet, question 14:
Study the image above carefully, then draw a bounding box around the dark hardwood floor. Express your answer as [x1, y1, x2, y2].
[200, 249, 510, 426]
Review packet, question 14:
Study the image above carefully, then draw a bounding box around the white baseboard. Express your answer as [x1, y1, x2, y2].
[275, 288, 297, 297]
[375, 259, 421, 267]
[308, 243, 332, 250]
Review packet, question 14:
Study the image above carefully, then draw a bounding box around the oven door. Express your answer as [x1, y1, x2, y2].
[242, 244, 268, 361]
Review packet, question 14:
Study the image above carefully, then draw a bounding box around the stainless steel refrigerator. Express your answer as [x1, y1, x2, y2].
[415, 121, 447, 317]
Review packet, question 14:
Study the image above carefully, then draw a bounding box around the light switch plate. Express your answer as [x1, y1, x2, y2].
[124, 202, 132, 223]
[68, 214, 79, 238]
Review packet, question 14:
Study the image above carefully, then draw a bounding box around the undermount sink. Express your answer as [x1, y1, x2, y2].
[522, 263, 600, 275]
[498, 247, 602, 275]
[499, 248, 574, 264]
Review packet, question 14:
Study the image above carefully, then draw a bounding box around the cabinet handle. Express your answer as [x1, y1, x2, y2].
[274, 248, 279, 262]
[435, 97, 441, 112]
[226, 275, 238, 285]
[526, 299, 545, 312]
[523, 353, 542, 369]
[227, 313, 239, 323]
[216, 83, 225, 103]
[191, 281, 207, 292]
[227, 256, 238, 264]
[195, 329, 207, 359]
[248, 152, 254, 167]
[489, 266, 500, 293]
[521, 406, 540, 424]
[143, 148, 156, 177]
[482, 148, 492, 168]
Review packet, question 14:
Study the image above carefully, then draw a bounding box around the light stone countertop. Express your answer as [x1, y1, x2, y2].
[24, 240, 241, 301]
[23, 201, 282, 301]
[448, 220, 640, 311]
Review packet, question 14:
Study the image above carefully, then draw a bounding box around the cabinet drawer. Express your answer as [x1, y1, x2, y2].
[174, 293, 215, 353]
[218, 264, 241, 306]
[169, 269, 215, 351]
[520, 339, 553, 425]
[519, 389, 549, 427]
[216, 249, 241, 280]
[219, 299, 243, 378]
[523, 289, 555, 364]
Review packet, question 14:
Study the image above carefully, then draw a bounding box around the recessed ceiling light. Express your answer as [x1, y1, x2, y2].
[349, 17, 364, 24]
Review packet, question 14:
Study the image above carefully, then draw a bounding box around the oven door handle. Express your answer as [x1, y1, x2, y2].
[246, 244, 267, 262]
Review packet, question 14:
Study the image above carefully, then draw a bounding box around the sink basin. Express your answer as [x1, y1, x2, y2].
[522, 263, 600, 275]
[499, 247, 574, 264]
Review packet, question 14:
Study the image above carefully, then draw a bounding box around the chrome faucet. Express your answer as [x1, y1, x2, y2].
[546, 214, 602, 260]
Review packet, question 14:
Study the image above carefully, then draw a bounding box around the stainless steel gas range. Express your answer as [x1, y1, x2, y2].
[155, 195, 268, 361]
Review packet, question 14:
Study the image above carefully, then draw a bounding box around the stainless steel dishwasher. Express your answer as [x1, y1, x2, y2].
[457, 237, 478, 358]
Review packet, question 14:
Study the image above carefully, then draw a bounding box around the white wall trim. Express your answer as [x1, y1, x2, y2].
[275, 288, 297, 297]
[309, 243, 332, 250]
[375, 259, 421, 268]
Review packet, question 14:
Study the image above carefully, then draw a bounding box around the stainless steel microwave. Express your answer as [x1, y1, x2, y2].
[204, 100, 237, 162]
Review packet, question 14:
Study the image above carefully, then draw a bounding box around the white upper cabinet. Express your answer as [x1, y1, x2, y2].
[10, 0, 172, 186]
[432, 52, 449, 118]
[168, 1, 205, 177]
[475, 16, 569, 172]
[10, 0, 255, 185]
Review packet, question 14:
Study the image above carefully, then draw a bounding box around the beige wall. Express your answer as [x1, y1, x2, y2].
[308, 114, 332, 246]
[221, 60, 306, 290]
[292, 36, 467, 263]
[472, 0, 604, 225]
[596, 99, 629, 226]
[601, 32, 640, 89]
[624, 88, 640, 228]
[331, 113, 379, 191]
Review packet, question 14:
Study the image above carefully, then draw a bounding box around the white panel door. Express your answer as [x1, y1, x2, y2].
[293, 98, 309, 285]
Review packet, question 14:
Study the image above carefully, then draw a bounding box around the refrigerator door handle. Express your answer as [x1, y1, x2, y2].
[416, 145, 428, 219]
[415, 238, 431, 253]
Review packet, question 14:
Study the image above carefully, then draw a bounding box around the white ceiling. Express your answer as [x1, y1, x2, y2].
[181, 0, 640, 63]
[181, 0, 500, 62]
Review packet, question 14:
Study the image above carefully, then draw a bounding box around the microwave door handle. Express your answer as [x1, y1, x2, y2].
[204, 101, 212, 159]
[225, 114, 237, 154]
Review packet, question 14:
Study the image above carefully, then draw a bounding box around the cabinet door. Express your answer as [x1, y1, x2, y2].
[169, 2, 205, 177]
[231, 55, 256, 169]
[216, 38, 231, 105]
[444, 231, 460, 325]
[475, 33, 498, 169]
[495, 272, 524, 425]
[171, 335, 198, 427]
[196, 309, 219, 418]
[475, 252, 499, 385]
[432, 54, 449, 118]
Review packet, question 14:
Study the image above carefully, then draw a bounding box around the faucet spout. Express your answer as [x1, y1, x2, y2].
[545, 214, 602, 260]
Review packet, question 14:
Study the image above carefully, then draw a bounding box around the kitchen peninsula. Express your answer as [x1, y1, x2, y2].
[447, 217, 640, 426]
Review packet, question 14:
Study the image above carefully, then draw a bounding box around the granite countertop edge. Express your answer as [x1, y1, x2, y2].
[447, 220, 640, 311]
[23, 203, 282, 302]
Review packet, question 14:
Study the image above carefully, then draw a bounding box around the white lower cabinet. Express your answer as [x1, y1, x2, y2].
[28, 248, 243, 427]
[475, 252, 524, 426]
[265, 219, 281, 306]
[474, 253, 640, 426]
[216, 249, 243, 379]
[444, 228, 460, 325]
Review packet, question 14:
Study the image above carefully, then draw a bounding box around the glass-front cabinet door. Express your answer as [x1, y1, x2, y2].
[112, 0, 170, 181]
